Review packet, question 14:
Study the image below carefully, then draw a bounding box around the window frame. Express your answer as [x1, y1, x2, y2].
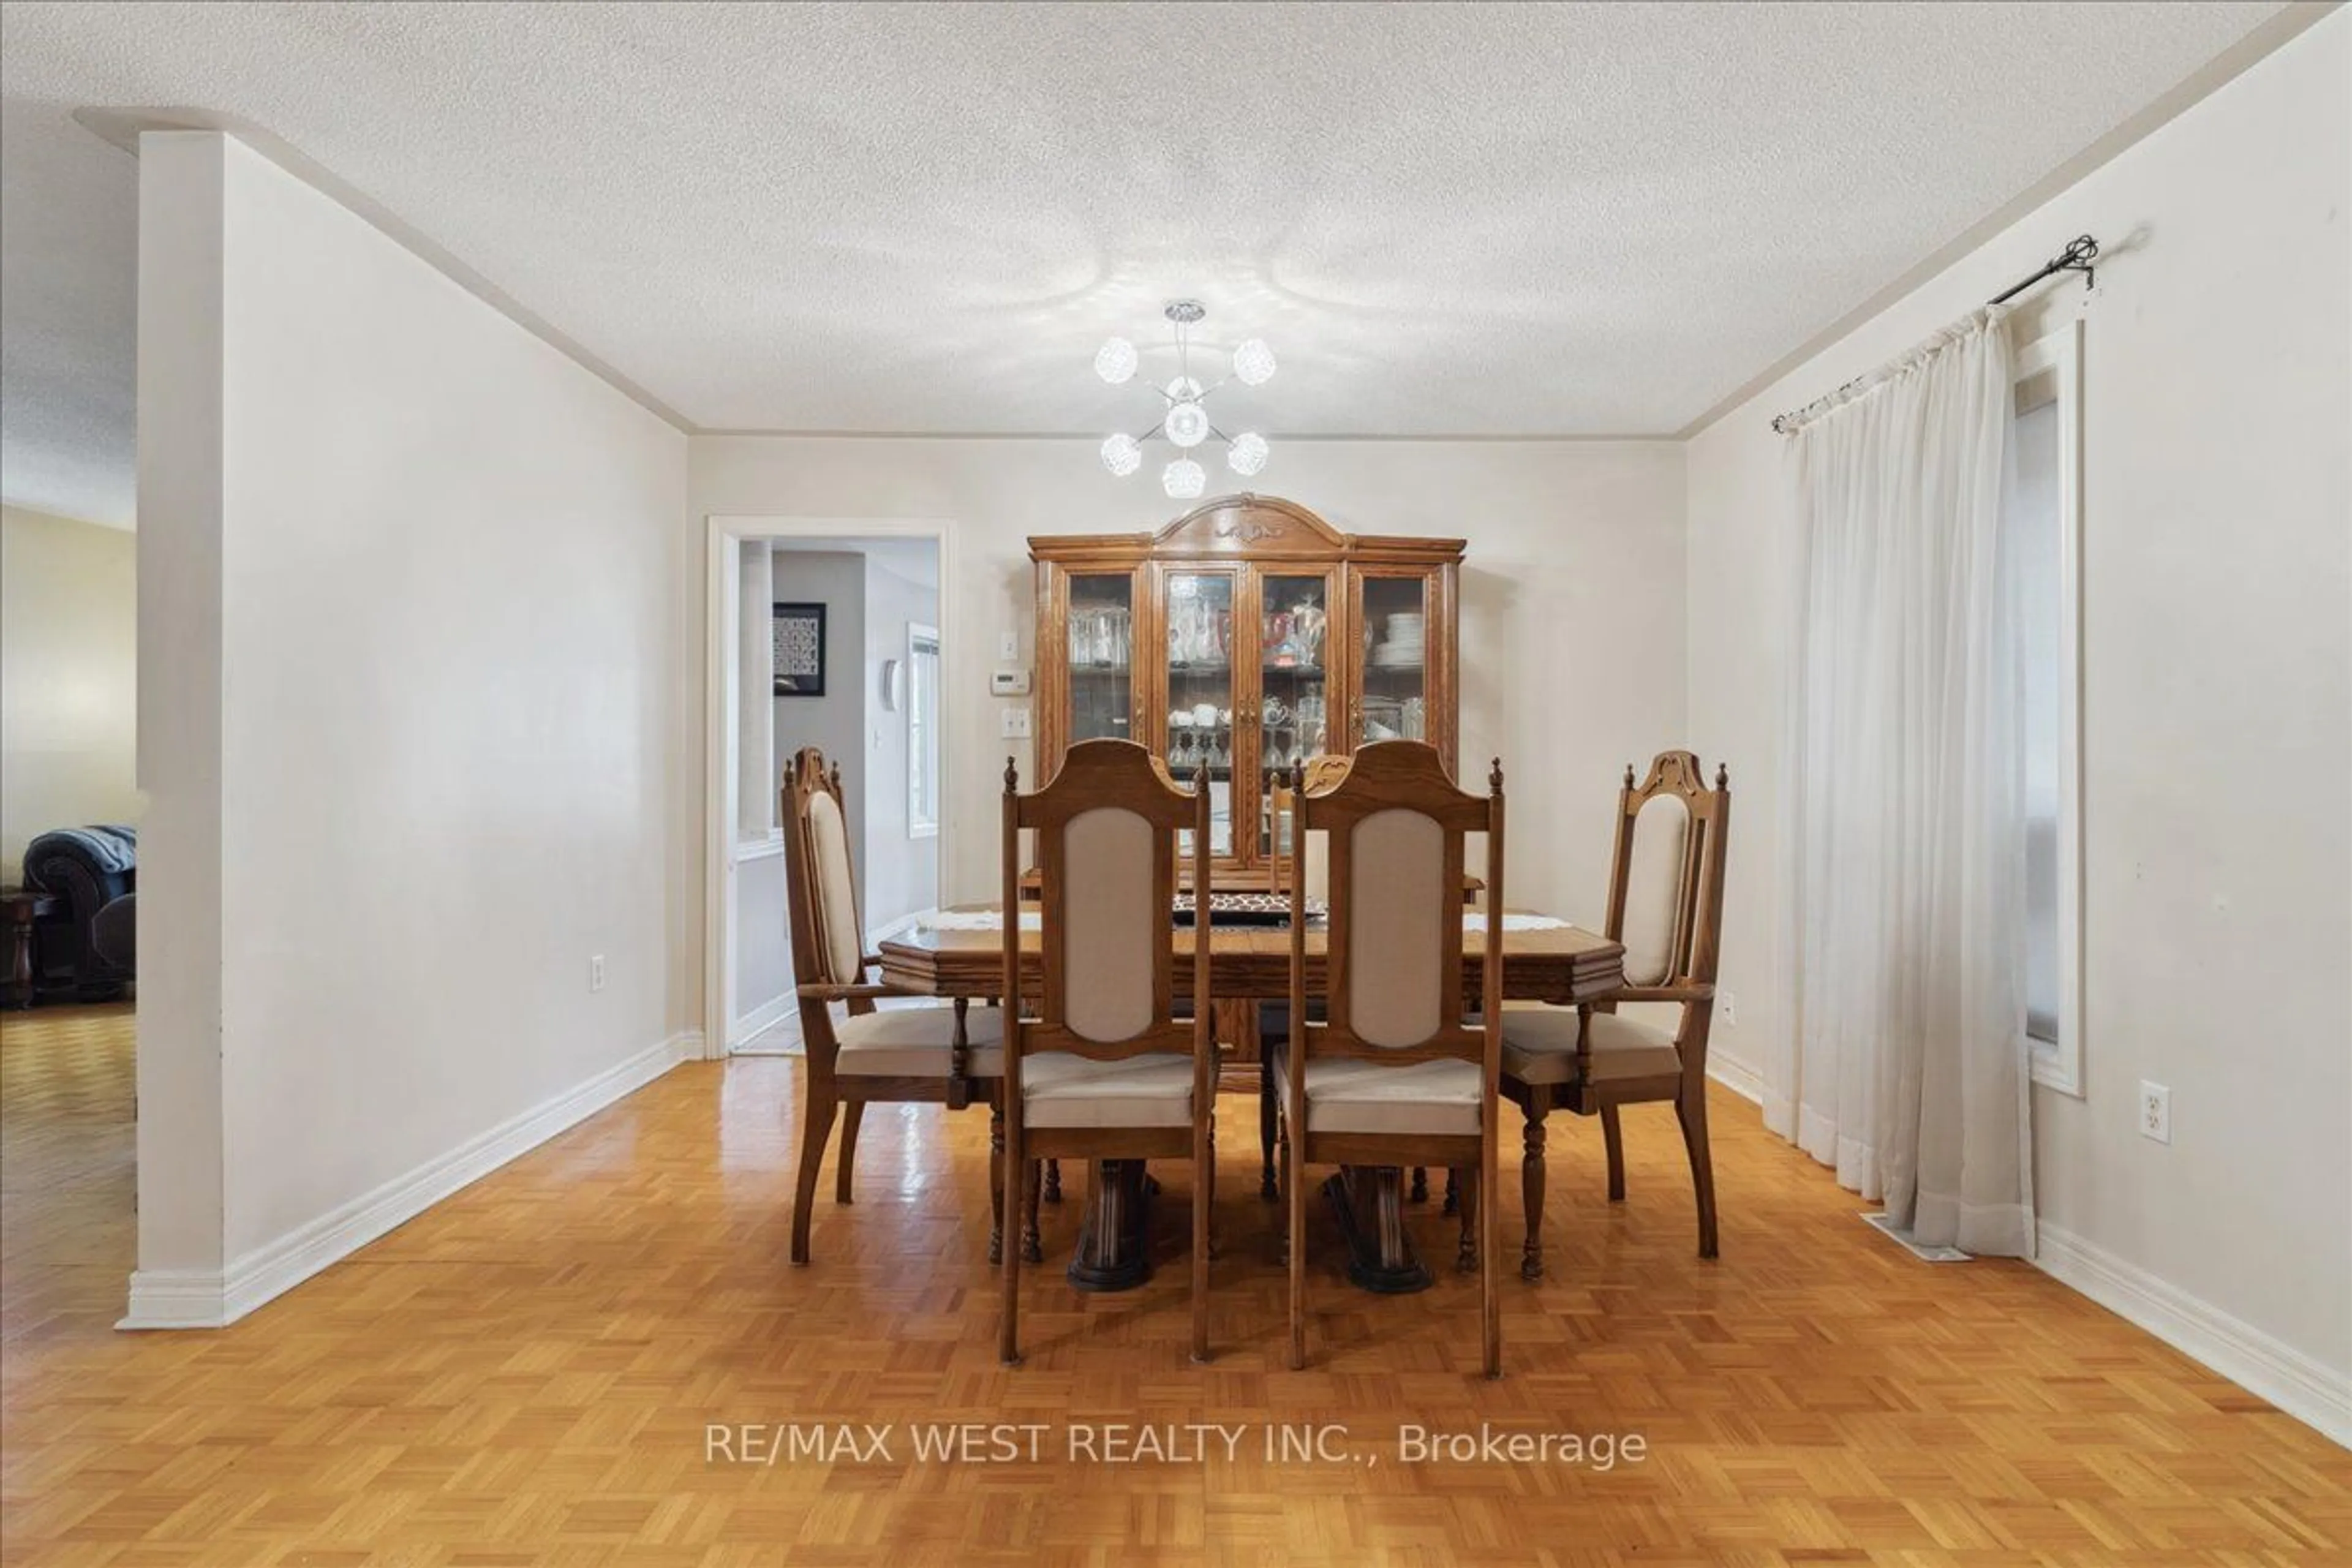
[2013, 319, 2085, 1098]
[907, 621, 941, 841]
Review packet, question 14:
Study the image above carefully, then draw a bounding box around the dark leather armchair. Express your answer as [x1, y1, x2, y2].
[24, 825, 136, 1000]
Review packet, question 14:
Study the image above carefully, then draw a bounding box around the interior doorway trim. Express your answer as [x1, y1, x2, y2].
[702, 514, 959, 1061]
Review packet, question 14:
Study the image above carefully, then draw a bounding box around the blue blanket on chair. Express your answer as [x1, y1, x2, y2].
[25, 824, 137, 881]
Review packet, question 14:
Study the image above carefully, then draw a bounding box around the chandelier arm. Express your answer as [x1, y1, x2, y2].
[1135, 421, 1167, 443]
[1206, 422, 1234, 445]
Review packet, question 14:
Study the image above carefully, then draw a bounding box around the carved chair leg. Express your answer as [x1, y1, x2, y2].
[1021, 1161, 1044, 1264]
[1193, 1121, 1213, 1363]
[1521, 1091, 1549, 1281]
[1285, 1126, 1306, 1371]
[1601, 1102, 1627, 1202]
[1205, 1123, 1221, 1260]
[834, 1100, 865, 1204]
[1044, 1158, 1063, 1205]
[1677, 1085, 1720, 1260]
[1442, 1167, 1460, 1216]
[987, 1105, 1006, 1265]
[1455, 1164, 1479, 1274]
[791, 1084, 838, 1266]
[1259, 1058, 1280, 1202]
[1276, 1110, 1292, 1206]
[1000, 1129, 1022, 1366]
[1410, 1166, 1428, 1205]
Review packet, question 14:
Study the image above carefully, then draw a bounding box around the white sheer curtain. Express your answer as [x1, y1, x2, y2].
[1769, 306, 2035, 1257]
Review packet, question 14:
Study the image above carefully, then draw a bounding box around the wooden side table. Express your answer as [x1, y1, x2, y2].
[2, 888, 59, 1010]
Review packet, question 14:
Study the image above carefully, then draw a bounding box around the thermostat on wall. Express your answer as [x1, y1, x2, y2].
[990, 669, 1032, 696]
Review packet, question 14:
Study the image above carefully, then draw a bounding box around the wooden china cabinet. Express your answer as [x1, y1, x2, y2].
[1031, 494, 1464, 891]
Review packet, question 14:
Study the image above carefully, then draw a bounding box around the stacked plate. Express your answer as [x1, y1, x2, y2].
[1371, 611, 1425, 668]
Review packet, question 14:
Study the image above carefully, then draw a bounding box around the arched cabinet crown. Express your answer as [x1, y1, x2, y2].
[1030, 494, 1464, 889]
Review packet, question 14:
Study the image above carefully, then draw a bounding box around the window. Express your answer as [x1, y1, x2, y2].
[2007, 321, 2083, 1095]
[908, 623, 941, 839]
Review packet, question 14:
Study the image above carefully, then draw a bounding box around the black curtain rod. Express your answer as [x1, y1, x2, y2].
[1771, 234, 2100, 434]
[1988, 233, 2100, 304]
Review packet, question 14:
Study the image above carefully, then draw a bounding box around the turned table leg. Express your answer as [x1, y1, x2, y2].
[1066, 1159, 1152, 1292]
[1321, 1166, 1434, 1294]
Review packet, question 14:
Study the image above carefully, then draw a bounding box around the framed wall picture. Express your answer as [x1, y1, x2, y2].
[772, 601, 827, 697]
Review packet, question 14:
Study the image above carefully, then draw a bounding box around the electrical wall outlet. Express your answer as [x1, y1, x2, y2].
[1000, 707, 1031, 739]
[2139, 1080, 2171, 1144]
[1721, 989, 1737, 1026]
[590, 955, 607, 993]
[998, 630, 1020, 661]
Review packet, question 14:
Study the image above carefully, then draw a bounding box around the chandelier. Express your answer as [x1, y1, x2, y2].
[1094, 300, 1275, 500]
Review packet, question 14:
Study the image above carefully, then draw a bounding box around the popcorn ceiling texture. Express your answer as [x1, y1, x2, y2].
[0, 1, 2282, 524]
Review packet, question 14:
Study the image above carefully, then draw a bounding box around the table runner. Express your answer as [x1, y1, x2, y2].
[913, 909, 1568, 933]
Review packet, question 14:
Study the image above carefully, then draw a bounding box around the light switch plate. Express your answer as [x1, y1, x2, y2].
[1000, 707, 1031, 739]
[998, 630, 1020, 661]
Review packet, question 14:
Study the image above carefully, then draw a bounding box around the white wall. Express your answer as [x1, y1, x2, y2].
[0, 504, 140, 882]
[859, 551, 940, 933]
[134, 132, 692, 1313]
[1683, 11, 2350, 1419]
[691, 440, 1687, 936]
[730, 850, 791, 1034]
[769, 549, 869, 864]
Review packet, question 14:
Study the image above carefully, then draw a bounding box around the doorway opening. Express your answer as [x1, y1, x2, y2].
[704, 520, 952, 1057]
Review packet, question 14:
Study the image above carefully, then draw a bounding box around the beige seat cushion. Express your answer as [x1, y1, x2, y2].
[1275, 1055, 1483, 1137]
[835, 1005, 1005, 1077]
[1020, 1051, 1194, 1128]
[1500, 1008, 1681, 1086]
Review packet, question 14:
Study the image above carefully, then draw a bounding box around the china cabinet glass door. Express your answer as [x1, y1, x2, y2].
[1163, 568, 1238, 859]
[1065, 573, 1134, 745]
[1256, 570, 1335, 859]
[1352, 568, 1435, 751]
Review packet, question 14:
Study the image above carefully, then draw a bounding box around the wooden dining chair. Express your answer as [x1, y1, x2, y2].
[1500, 751, 1730, 1278]
[1279, 741, 1506, 1376]
[782, 747, 1009, 1265]
[1259, 756, 1352, 1204]
[1000, 739, 1216, 1365]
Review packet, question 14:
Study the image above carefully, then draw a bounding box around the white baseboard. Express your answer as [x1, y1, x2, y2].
[2034, 1220, 2350, 1447]
[728, 992, 795, 1050]
[1707, 1048, 1763, 1105]
[116, 1267, 230, 1331]
[119, 1030, 696, 1332]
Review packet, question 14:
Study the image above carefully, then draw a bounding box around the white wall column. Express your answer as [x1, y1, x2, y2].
[125, 131, 231, 1321]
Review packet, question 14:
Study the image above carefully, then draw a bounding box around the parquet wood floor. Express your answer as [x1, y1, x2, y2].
[2, 1005, 2345, 1566]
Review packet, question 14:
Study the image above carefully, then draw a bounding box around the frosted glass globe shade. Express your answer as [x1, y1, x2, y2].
[1231, 339, 1277, 386]
[1100, 432, 1142, 477]
[1095, 337, 1139, 385]
[1164, 401, 1210, 449]
[1162, 458, 1205, 500]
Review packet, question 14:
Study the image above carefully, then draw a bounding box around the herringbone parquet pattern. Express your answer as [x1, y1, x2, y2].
[2, 1005, 2345, 1566]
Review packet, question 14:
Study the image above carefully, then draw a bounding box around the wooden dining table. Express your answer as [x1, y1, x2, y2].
[878, 903, 1626, 1294]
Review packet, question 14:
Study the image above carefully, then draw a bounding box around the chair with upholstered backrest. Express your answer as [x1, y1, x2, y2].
[1280, 741, 1506, 1377]
[1000, 739, 1216, 1365]
[782, 747, 1011, 1266]
[1500, 751, 1730, 1278]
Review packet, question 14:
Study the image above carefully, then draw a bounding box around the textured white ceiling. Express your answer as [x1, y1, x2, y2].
[0, 1, 2288, 525]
